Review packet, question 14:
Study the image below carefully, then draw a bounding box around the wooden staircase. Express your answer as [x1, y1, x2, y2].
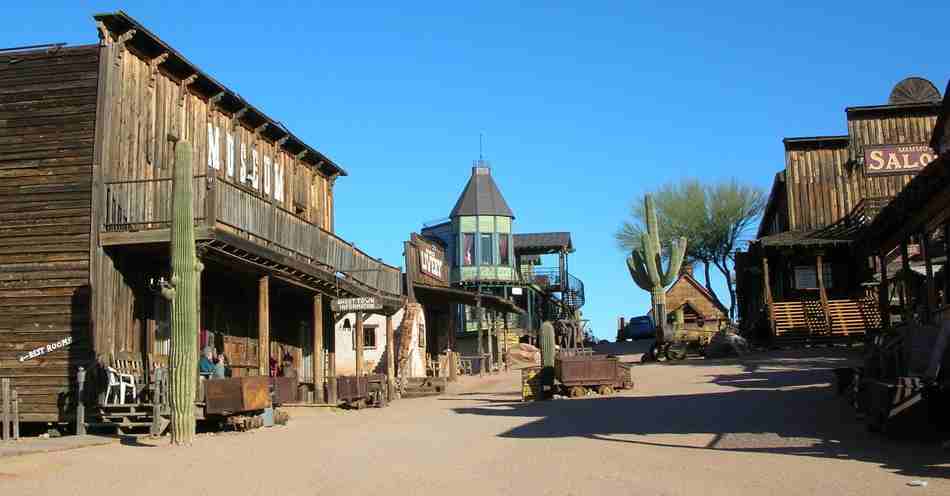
[770, 293, 881, 346]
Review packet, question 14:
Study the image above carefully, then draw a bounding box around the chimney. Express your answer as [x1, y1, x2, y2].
[680, 261, 694, 277]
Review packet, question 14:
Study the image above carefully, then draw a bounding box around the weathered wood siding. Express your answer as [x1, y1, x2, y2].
[785, 107, 938, 232]
[97, 43, 335, 232]
[666, 275, 726, 322]
[0, 45, 99, 421]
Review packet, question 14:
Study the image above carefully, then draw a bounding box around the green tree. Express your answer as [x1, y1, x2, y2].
[616, 178, 765, 320]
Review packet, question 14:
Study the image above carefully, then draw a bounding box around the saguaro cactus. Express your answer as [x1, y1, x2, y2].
[626, 195, 686, 345]
[163, 139, 203, 445]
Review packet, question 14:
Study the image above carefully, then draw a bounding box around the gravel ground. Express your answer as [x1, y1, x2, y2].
[1, 347, 947, 495]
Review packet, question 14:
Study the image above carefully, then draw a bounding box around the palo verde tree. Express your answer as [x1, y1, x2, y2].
[162, 139, 203, 445]
[616, 178, 765, 321]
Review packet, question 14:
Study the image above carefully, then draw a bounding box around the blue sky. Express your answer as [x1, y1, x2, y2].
[6, 2, 949, 339]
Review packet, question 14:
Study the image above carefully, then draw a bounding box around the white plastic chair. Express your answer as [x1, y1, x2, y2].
[106, 367, 137, 405]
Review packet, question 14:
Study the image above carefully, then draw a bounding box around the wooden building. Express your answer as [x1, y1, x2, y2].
[663, 267, 728, 331]
[0, 12, 404, 423]
[736, 77, 942, 344]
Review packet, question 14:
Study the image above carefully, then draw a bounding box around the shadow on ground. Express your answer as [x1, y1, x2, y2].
[452, 360, 950, 480]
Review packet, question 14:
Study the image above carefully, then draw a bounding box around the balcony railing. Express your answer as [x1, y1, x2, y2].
[102, 176, 401, 297]
[519, 267, 586, 309]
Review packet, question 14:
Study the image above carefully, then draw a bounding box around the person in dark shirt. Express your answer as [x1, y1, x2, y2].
[199, 346, 216, 375]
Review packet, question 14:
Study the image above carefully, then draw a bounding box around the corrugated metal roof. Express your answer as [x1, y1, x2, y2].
[449, 163, 514, 218]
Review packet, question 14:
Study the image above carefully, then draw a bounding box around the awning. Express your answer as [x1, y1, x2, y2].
[413, 283, 526, 314]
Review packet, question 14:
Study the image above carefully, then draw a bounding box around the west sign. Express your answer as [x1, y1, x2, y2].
[864, 143, 936, 176]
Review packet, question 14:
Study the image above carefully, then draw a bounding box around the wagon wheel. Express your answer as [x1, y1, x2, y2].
[666, 344, 688, 361]
[569, 386, 587, 398]
[652, 343, 668, 363]
[597, 385, 615, 396]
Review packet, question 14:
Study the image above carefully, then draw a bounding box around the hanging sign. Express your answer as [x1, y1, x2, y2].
[408, 233, 448, 286]
[18, 336, 73, 363]
[331, 297, 382, 312]
[864, 144, 936, 176]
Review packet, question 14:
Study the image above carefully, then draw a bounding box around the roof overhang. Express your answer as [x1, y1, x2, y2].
[93, 11, 347, 178]
[413, 283, 525, 315]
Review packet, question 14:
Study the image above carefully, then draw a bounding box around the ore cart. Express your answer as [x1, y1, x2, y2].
[555, 355, 632, 398]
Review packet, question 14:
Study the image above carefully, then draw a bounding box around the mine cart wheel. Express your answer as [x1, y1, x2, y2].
[569, 386, 587, 398]
[597, 385, 615, 396]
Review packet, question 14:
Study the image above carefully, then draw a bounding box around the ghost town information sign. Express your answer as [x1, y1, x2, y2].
[864, 143, 936, 176]
[331, 297, 382, 313]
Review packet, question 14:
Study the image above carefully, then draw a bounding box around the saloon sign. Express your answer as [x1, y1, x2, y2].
[864, 144, 936, 176]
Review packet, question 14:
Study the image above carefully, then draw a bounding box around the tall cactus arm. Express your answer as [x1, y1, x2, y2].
[644, 195, 661, 256]
[626, 251, 652, 290]
[661, 237, 688, 286]
[641, 232, 662, 286]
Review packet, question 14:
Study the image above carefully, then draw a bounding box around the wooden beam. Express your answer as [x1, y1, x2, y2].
[313, 295, 325, 403]
[944, 223, 950, 308]
[355, 312, 365, 377]
[816, 254, 831, 330]
[878, 252, 889, 329]
[900, 239, 912, 323]
[762, 256, 776, 336]
[259, 275, 270, 376]
[922, 230, 936, 323]
[386, 313, 394, 400]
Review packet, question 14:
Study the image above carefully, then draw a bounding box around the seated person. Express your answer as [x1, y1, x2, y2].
[281, 352, 297, 378]
[199, 346, 216, 376]
[213, 352, 228, 379]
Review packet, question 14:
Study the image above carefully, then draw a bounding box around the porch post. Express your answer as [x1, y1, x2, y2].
[761, 255, 776, 336]
[386, 313, 395, 399]
[312, 295, 324, 402]
[816, 253, 831, 330]
[878, 252, 889, 330]
[487, 310, 495, 372]
[503, 313, 509, 371]
[944, 223, 950, 308]
[921, 230, 936, 324]
[258, 275, 270, 376]
[476, 299, 484, 376]
[447, 305, 457, 381]
[355, 312, 364, 377]
[900, 238, 912, 323]
[327, 305, 337, 404]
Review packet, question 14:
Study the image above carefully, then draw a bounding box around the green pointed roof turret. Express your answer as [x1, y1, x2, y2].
[449, 160, 514, 219]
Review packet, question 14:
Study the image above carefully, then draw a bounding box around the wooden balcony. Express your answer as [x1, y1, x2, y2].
[99, 177, 402, 301]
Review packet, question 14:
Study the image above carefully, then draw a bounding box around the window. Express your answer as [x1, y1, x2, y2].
[794, 265, 833, 290]
[418, 323, 426, 349]
[353, 325, 377, 350]
[480, 233, 493, 265]
[498, 234, 509, 266]
[462, 234, 474, 266]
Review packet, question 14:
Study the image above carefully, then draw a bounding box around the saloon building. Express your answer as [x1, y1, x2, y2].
[0, 12, 404, 425]
[736, 77, 942, 344]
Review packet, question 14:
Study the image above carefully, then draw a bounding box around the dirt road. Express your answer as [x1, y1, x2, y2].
[1, 349, 947, 495]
